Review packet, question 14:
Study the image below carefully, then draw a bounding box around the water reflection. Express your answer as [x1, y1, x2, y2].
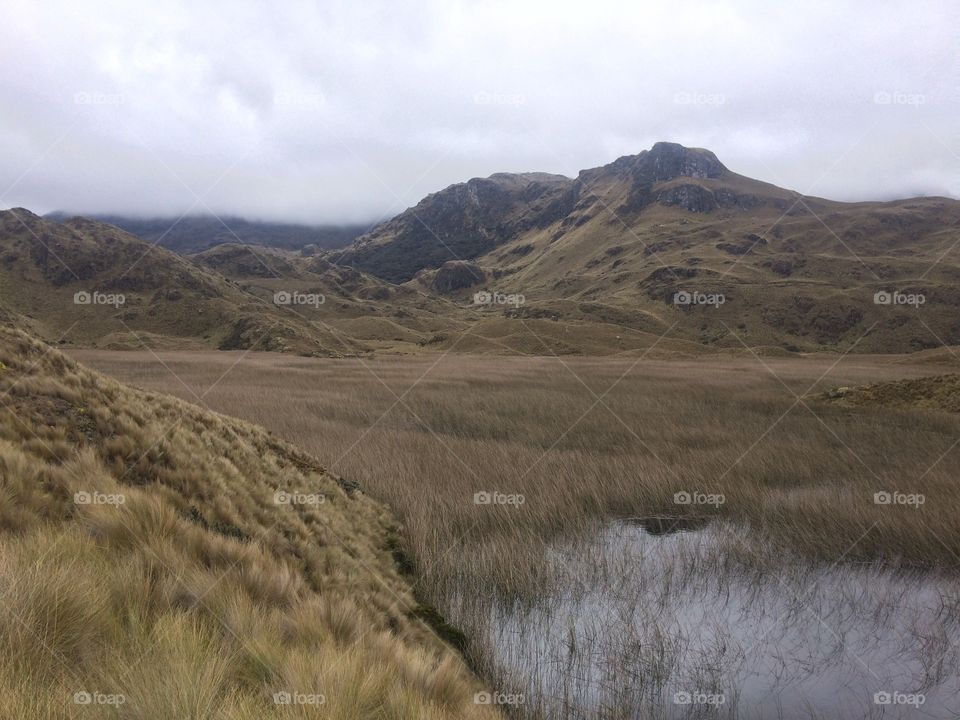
[626, 515, 711, 535]
[471, 522, 960, 719]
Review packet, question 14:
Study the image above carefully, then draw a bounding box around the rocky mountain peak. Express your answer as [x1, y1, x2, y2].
[641, 141, 727, 181]
[575, 142, 728, 190]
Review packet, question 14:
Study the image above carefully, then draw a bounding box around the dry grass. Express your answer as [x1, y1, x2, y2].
[0, 327, 500, 719]
[71, 348, 960, 692]
[820, 373, 960, 413]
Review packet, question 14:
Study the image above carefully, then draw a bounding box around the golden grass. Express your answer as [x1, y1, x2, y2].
[0, 326, 500, 719]
[71, 348, 960, 691]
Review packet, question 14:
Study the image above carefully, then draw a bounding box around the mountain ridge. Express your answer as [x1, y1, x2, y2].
[333, 142, 828, 282]
[0, 208, 457, 354]
[333, 142, 960, 354]
[6, 142, 960, 355]
[44, 212, 369, 255]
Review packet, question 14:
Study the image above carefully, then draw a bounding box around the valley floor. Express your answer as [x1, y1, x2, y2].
[71, 348, 960, 718]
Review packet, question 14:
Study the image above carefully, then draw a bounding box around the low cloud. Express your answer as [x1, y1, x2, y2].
[1, 0, 957, 223]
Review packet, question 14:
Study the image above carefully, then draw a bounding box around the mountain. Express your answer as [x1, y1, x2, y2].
[9, 142, 960, 357]
[0, 209, 455, 354]
[335, 172, 575, 284]
[0, 322, 496, 718]
[331, 143, 788, 282]
[334, 142, 960, 354]
[44, 212, 369, 254]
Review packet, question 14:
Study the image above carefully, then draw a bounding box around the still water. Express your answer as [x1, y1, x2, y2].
[475, 520, 960, 719]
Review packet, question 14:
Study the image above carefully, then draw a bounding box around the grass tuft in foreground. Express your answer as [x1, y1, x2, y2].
[0, 325, 499, 719]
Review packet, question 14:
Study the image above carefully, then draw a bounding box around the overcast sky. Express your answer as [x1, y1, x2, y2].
[1, 0, 958, 224]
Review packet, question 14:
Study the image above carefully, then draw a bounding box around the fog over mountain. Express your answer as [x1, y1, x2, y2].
[2, 0, 958, 224]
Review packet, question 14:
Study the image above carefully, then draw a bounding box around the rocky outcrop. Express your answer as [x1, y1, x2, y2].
[430, 261, 486, 293]
[635, 141, 727, 181]
[657, 184, 718, 213]
[579, 142, 727, 189]
[335, 173, 575, 283]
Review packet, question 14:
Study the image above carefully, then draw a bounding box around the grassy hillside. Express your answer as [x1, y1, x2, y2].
[0, 209, 460, 356]
[821, 373, 960, 412]
[336, 143, 960, 354]
[190, 244, 468, 351]
[71, 346, 960, 718]
[11, 139, 960, 358]
[0, 324, 498, 719]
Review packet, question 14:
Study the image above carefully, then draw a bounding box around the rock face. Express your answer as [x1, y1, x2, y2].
[430, 261, 486, 293]
[657, 184, 719, 213]
[629, 141, 727, 182]
[335, 173, 575, 283]
[583, 144, 732, 215]
[577, 142, 727, 189]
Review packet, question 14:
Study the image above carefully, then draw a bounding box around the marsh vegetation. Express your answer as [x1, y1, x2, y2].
[74, 348, 960, 718]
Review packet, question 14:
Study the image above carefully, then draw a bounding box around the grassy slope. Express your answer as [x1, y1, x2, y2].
[191, 244, 465, 352]
[459, 191, 960, 354]
[339, 146, 960, 354]
[0, 208, 371, 356]
[69, 347, 960, 713]
[0, 324, 497, 719]
[821, 373, 960, 413]
[0, 209, 469, 356]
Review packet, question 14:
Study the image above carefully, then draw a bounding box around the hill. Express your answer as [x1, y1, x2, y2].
[334, 142, 960, 354]
[0, 323, 498, 718]
[0, 209, 456, 355]
[11, 142, 960, 357]
[190, 243, 468, 350]
[820, 373, 960, 413]
[44, 213, 368, 254]
[335, 173, 575, 284]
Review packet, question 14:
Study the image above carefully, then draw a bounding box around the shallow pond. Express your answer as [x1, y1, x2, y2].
[469, 520, 960, 719]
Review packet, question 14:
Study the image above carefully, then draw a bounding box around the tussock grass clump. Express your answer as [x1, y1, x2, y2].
[0, 326, 499, 719]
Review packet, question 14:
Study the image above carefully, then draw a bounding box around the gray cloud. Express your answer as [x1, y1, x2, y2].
[1, 0, 958, 223]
